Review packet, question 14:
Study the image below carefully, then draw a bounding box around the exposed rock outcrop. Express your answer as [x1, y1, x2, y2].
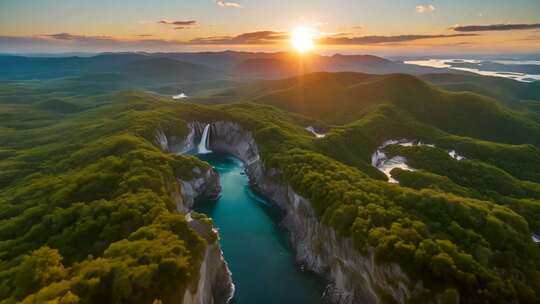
[257, 180, 423, 304]
[182, 217, 234, 304]
[155, 122, 202, 154]
[168, 121, 430, 304]
[175, 166, 221, 213]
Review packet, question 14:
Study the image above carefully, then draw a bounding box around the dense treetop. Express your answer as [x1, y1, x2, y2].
[1, 71, 540, 303]
[0, 90, 214, 303]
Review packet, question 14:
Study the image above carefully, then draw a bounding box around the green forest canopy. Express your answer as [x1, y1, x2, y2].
[1, 72, 540, 303]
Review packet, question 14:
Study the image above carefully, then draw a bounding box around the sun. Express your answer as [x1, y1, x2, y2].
[291, 27, 315, 54]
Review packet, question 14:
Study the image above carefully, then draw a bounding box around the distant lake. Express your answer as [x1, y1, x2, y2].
[404, 59, 540, 82]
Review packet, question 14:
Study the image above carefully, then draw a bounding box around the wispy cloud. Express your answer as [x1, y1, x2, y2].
[216, 1, 243, 8]
[188, 31, 479, 46]
[416, 4, 435, 13]
[0, 34, 193, 53]
[157, 20, 197, 26]
[320, 33, 477, 45]
[515, 35, 540, 41]
[190, 30, 288, 44]
[453, 23, 540, 32]
[331, 32, 354, 38]
[4, 31, 289, 48]
[44, 33, 114, 42]
[0, 30, 482, 53]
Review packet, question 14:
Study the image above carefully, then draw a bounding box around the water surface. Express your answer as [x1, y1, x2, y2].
[404, 58, 540, 82]
[194, 153, 325, 304]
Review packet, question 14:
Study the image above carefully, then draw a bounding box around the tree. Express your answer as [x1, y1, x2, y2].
[14, 246, 67, 300]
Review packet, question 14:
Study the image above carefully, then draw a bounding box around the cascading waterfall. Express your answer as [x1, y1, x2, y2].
[198, 124, 212, 154]
[306, 126, 326, 138]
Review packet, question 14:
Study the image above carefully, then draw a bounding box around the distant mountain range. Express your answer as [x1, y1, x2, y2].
[2, 51, 539, 120]
[0, 53, 220, 81]
[0, 51, 455, 81]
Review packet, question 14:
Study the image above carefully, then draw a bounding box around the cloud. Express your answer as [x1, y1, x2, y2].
[0, 30, 482, 53]
[46, 33, 84, 40]
[216, 1, 243, 8]
[515, 35, 540, 41]
[320, 33, 477, 45]
[453, 23, 540, 32]
[157, 20, 197, 26]
[416, 4, 435, 13]
[331, 32, 354, 37]
[0, 34, 178, 53]
[189, 30, 288, 44]
[4, 31, 289, 49]
[44, 33, 114, 42]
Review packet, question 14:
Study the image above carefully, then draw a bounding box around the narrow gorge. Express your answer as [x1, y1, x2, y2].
[158, 121, 431, 304]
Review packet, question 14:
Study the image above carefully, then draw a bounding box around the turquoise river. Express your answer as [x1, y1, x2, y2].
[194, 152, 325, 303]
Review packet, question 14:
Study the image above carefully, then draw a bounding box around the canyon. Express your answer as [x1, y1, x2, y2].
[157, 121, 439, 304]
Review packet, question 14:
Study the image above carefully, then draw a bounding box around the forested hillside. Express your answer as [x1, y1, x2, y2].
[0, 90, 218, 303]
[1, 69, 540, 303]
[217, 72, 540, 145]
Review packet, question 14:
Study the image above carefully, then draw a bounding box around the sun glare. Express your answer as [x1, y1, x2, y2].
[291, 27, 315, 53]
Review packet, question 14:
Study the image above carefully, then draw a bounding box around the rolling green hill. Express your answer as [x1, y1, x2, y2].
[420, 73, 540, 119]
[217, 72, 540, 146]
[1, 67, 540, 303]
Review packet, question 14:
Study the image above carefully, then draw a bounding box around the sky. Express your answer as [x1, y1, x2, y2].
[0, 0, 539, 55]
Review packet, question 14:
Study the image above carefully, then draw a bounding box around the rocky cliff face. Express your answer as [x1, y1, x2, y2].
[260, 181, 423, 304]
[155, 129, 233, 304]
[167, 121, 427, 304]
[155, 123, 200, 154]
[182, 217, 234, 304]
[174, 166, 221, 213]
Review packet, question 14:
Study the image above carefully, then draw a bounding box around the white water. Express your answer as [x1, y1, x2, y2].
[173, 92, 188, 100]
[533, 234, 540, 244]
[371, 140, 414, 183]
[449, 150, 465, 161]
[372, 139, 465, 183]
[198, 124, 212, 154]
[306, 126, 326, 138]
[375, 155, 414, 184]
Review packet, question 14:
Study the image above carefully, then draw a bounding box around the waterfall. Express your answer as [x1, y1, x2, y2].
[198, 124, 211, 154]
[306, 126, 326, 138]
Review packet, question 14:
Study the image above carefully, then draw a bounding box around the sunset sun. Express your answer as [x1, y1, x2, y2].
[291, 27, 315, 53]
